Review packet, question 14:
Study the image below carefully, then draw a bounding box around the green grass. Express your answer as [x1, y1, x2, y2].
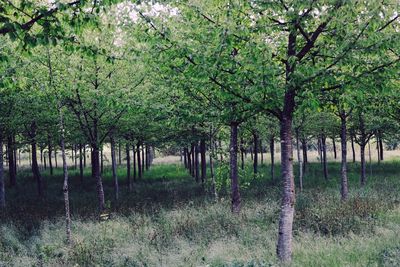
[1, 160, 400, 266]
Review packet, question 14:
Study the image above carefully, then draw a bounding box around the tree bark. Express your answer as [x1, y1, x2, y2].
[191, 144, 195, 178]
[183, 147, 188, 168]
[301, 138, 307, 173]
[48, 136, 53, 176]
[195, 143, 200, 183]
[0, 134, 5, 208]
[30, 122, 44, 198]
[240, 138, 245, 170]
[137, 142, 142, 179]
[83, 145, 86, 168]
[145, 145, 149, 170]
[332, 137, 337, 159]
[126, 144, 131, 191]
[321, 134, 328, 180]
[270, 136, 275, 181]
[210, 126, 217, 199]
[100, 146, 104, 174]
[187, 147, 192, 175]
[260, 139, 264, 165]
[360, 143, 366, 186]
[200, 139, 206, 184]
[118, 142, 122, 166]
[59, 108, 71, 244]
[110, 137, 119, 201]
[79, 143, 83, 184]
[7, 135, 16, 187]
[253, 132, 258, 175]
[229, 122, 240, 213]
[92, 145, 105, 211]
[295, 129, 303, 192]
[351, 134, 356, 163]
[141, 144, 145, 174]
[340, 113, 349, 201]
[378, 131, 384, 160]
[132, 145, 137, 182]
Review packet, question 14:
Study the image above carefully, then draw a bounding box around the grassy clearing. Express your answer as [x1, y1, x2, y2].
[1, 160, 400, 266]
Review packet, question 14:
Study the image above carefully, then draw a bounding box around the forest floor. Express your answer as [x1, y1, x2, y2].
[1, 160, 400, 266]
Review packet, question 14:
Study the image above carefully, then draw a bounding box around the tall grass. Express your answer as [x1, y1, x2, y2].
[1, 160, 400, 266]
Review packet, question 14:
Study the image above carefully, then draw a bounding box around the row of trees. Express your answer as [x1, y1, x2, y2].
[1, 0, 399, 262]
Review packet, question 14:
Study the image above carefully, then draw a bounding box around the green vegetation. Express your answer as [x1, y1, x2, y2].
[1, 162, 400, 266]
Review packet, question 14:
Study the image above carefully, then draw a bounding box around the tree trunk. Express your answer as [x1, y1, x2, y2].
[229, 122, 240, 213]
[210, 126, 217, 199]
[368, 141, 372, 177]
[270, 136, 275, 181]
[376, 136, 381, 164]
[0, 135, 5, 208]
[276, 88, 296, 262]
[92, 145, 105, 211]
[100, 146, 104, 174]
[145, 145, 149, 171]
[83, 145, 86, 168]
[332, 137, 337, 159]
[74, 144, 77, 170]
[301, 138, 307, 174]
[260, 139, 264, 165]
[195, 143, 200, 183]
[59, 108, 71, 244]
[126, 144, 131, 191]
[183, 147, 188, 168]
[48, 136, 53, 176]
[110, 137, 119, 201]
[118, 142, 122, 165]
[13, 135, 17, 176]
[187, 147, 192, 175]
[31, 123, 44, 198]
[200, 139, 206, 184]
[132, 146, 137, 182]
[360, 143, 366, 186]
[379, 132, 384, 160]
[351, 134, 356, 163]
[253, 132, 258, 175]
[295, 129, 303, 192]
[55, 148, 58, 168]
[7, 135, 16, 187]
[340, 113, 349, 201]
[321, 134, 328, 180]
[141, 144, 145, 174]
[240, 138, 245, 170]
[137, 143, 142, 179]
[79, 143, 83, 184]
[191, 144, 195, 178]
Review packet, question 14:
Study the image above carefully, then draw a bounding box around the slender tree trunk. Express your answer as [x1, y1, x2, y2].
[145, 145, 149, 170]
[132, 146, 137, 182]
[40, 146, 43, 169]
[321, 134, 328, 180]
[210, 126, 217, 199]
[276, 87, 296, 262]
[44, 152, 47, 170]
[200, 139, 206, 184]
[332, 137, 337, 159]
[240, 138, 245, 170]
[126, 144, 131, 191]
[74, 144, 77, 170]
[13, 135, 17, 176]
[379, 132, 384, 160]
[360, 143, 366, 186]
[92, 145, 105, 211]
[0, 135, 5, 208]
[260, 139, 264, 165]
[368, 141, 372, 177]
[295, 129, 303, 192]
[183, 147, 188, 168]
[301, 138, 307, 172]
[7, 135, 16, 187]
[137, 143, 142, 179]
[187, 147, 192, 175]
[118, 142, 122, 166]
[79, 143, 83, 184]
[59, 108, 71, 244]
[219, 140, 223, 162]
[351, 134, 356, 163]
[48, 136, 53, 176]
[110, 137, 119, 201]
[229, 122, 240, 213]
[376, 136, 381, 164]
[253, 132, 258, 175]
[270, 136, 275, 181]
[191, 144, 195, 177]
[31, 123, 44, 198]
[340, 113, 349, 200]
[55, 148, 58, 168]
[83, 145, 86, 168]
[195, 143, 200, 183]
[141, 144, 145, 174]
[100, 146, 104, 174]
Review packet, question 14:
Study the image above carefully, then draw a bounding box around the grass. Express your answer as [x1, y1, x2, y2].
[1, 159, 400, 266]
